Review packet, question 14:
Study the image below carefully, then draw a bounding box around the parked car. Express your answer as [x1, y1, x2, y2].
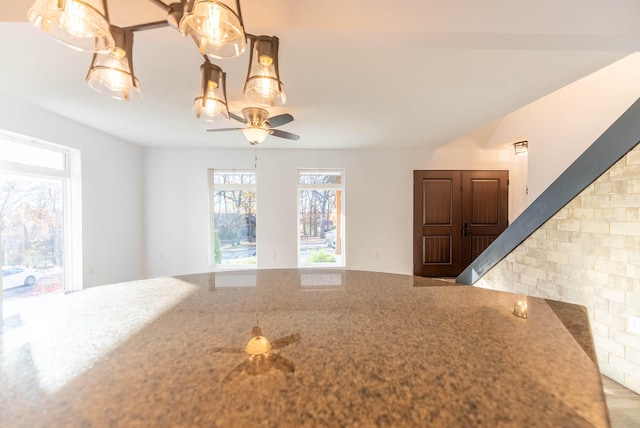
[2, 266, 41, 290]
[325, 230, 336, 248]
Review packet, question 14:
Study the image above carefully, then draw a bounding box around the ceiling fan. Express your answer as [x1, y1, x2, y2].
[207, 107, 300, 145]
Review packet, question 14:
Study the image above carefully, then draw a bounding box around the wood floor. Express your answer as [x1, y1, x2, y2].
[603, 376, 640, 428]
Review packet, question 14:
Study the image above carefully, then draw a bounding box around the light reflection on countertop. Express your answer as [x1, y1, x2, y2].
[0, 269, 608, 427]
[211, 272, 258, 288]
[1, 278, 198, 394]
[299, 271, 344, 290]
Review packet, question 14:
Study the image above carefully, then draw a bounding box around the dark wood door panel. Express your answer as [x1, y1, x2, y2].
[415, 170, 508, 277]
[461, 171, 509, 268]
[471, 235, 497, 261]
[469, 179, 500, 225]
[422, 235, 452, 265]
[414, 171, 461, 277]
[422, 179, 453, 225]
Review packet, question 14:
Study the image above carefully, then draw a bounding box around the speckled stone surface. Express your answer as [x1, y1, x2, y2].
[0, 269, 609, 427]
[544, 298, 598, 365]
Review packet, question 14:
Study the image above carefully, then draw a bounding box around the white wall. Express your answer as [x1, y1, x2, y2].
[0, 93, 144, 287]
[10, 55, 637, 284]
[483, 53, 640, 204]
[144, 144, 523, 277]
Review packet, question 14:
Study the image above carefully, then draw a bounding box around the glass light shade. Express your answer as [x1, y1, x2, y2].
[245, 335, 271, 356]
[28, 0, 114, 53]
[180, 0, 246, 59]
[242, 127, 269, 145]
[514, 140, 528, 156]
[244, 35, 286, 107]
[194, 61, 229, 121]
[86, 28, 140, 100]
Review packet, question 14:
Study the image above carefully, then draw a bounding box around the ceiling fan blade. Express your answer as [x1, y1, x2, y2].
[269, 129, 300, 140]
[267, 113, 294, 128]
[206, 128, 242, 132]
[271, 333, 301, 349]
[229, 112, 246, 123]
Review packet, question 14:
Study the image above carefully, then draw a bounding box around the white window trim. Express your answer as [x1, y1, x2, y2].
[0, 131, 83, 292]
[297, 168, 345, 268]
[208, 169, 257, 270]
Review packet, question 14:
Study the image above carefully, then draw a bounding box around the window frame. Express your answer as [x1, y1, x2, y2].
[0, 136, 69, 178]
[208, 169, 258, 269]
[297, 168, 345, 268]
[0, 130, 82, 292]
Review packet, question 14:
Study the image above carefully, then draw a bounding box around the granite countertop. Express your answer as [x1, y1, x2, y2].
[0, 269, 608, 427]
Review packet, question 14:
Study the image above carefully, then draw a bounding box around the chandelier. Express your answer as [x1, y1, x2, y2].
[26, 0, 287, 122]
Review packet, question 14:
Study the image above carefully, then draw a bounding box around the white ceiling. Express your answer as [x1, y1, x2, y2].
[0, 0, 638, 149]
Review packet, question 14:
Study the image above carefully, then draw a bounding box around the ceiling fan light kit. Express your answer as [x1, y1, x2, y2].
[207, 107, 299, 144]
[242, 127, 269, 145]
[27, 0, 296, 144]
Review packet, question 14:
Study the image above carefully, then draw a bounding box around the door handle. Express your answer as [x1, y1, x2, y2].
[462, 222, 469, 236]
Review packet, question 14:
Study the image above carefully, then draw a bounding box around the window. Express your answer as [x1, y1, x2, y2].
[0, 139, 67, 171]
[209, 170, 257, 267]
[0, 131, 82, 307]
[298, 169, 344, 266]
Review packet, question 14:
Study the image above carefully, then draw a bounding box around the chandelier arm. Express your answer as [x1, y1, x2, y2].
[124, 20, 170, 32]
[102, 0, 110, 22]
[235, 0, 245, 30]
[147, 0, 172, 12]
[273, 36, 282, 92]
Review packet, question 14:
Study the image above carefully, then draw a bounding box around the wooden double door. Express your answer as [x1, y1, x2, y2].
[413, 170, 509, 277]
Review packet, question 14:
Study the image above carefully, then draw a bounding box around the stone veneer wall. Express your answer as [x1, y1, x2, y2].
[476, 143, 640, 394]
